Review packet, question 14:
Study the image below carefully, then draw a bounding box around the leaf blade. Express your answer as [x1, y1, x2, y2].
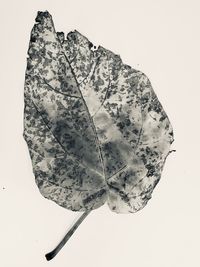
[24, 11, 174, 213]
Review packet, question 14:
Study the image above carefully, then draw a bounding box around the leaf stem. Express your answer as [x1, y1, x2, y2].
[45, 210, 91, 261]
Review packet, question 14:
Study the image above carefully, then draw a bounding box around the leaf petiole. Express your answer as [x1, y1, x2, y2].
[45, 210, 91, 261]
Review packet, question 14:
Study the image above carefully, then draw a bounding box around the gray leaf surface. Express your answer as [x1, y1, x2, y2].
[23, 11, 174, 213]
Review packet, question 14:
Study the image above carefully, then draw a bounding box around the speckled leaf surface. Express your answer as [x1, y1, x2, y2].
[23, 11, 174, 213]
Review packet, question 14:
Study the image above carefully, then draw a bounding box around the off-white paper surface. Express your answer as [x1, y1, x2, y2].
[0, 1, 199, 267]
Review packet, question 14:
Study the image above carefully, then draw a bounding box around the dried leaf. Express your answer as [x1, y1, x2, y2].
[24, 11, 174, 214]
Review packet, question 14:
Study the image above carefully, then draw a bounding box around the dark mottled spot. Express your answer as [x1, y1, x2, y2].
[146, 164, 156, 177]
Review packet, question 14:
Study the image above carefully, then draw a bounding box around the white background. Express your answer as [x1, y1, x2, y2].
[0, 1, 199, 266]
